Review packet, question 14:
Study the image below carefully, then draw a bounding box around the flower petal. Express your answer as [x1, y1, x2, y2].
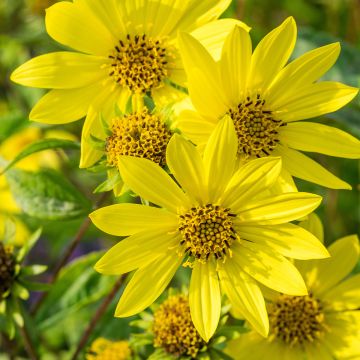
[275, 144, 351, 189]
[235, 192, 321, 225]
[266, 43, 340, 104]
[90, 204, 178, 236]
[118, 156, 191, 213]
[238, 223, 328, 260]
[221, 157, 282, 211]
[308, 235, 360, 296]
[166, 134, 207, 203]
[249, 17, 297, 91]
[218, 260, 269, 337]
[11, 52, 105, 89]
[280, 121, 360, 159]
[233, 242, 307, 295]
[94, 230, 179, 275]
[275, 82, 358, 122]
[299, 213, 324, 243]
[45, 1, 116, 55]
[189, 261, 221, 341]
[115, 251, 183, 317]
[203, 116, 238, 202]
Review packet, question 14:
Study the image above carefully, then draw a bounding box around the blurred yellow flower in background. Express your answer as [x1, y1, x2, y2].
[86, 338, 131, 360]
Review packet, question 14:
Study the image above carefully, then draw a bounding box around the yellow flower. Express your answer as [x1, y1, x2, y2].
[90, 117, 329, 341]
[225, 214, 360, 360]
[176, 17, 360, 190]
[86, 338, 131, 360]
[11, 0, 249, 168]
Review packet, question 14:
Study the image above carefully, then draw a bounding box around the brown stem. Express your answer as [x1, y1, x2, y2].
[31, 192, 109, 315]
[18, 325, 38, 360]
[70, 275, 126, 360]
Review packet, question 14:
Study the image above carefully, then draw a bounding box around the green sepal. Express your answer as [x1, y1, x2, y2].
[93, 170, 122, 194]
[17, 228, 42, 262]
[89, 134, 106, 151]
[12, 283, 29, 300]
[21, 264, 47, 276]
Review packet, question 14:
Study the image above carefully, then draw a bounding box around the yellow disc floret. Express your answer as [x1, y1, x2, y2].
[268, 294, 327, 347]
[178, 204, 236, 263]
[86, 338, 131, 360]
[108, 34, 168, 94]
[0, 242, 15, 299]
[228, 94, 285, 158]
[153, 295, 206, 358]
[105, 108, 172, 167]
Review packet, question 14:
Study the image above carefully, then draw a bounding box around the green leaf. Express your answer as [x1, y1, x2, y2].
[0, 138, 80, 175]
[5, 168, 91, 220]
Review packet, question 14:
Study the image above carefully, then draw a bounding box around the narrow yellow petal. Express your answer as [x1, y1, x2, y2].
[118, 156, 191, 213]
[94, 230, 180, 275]
[275, 145, 351, 189]
[189, 261, 221, 341]
[280, 121, 360, 159]
[203, 116, 237, 202]
[220, 25, 252, 102]
[238, 223, 329, 260]
[275, 82, 358, 122]
[266, 43, 340, 104]
[233, 242, 308, 295]
[236, 192, 321, 225]
[249, 17, 297, 90]
[115, 251, 182, 317]
[10, 52, 105, 89]
[299, 213, 324, 243]
[166, 134, 207, 203]
[218, 261, 269, 337]
[221, 157, 282, 212]
[45, 1, 116, 55]
[90, 204, 178, 236]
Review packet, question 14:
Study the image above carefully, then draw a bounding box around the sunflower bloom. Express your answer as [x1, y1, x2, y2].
[176, 17, 360, 189]
[86, 338, 131, 360]
[10, 0, 248, 168]
[90, 117, 329, 341]
[225, 215, 360, 360]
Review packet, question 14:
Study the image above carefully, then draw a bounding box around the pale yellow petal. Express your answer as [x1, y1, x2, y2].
[115, 251, 183, 317]
[203, 116, 237, 202]
[280, 121, 360, 159]
[90, 204, 178, 236]
[218, 260, 269, 337]
[233, 242, 308, 295]
[118, 156, 191, 213]
[249, 17, 297, 91]
[238, 223, 328, 260]
[275, 145, 351, 189]
[94, 230, 180, 275]
[235, 192, 321, 225]
[221, 157, 282, 212]
[274, 82, 359, 122]
[189, 261, 221, 341]
[299, 213, 324, 243]
[11, 52, 105, 89]
[270, 168, 298, 194]
[166, 134, 207, 203]
[45, 1, 116, 55]
[266, 43, 340, 104]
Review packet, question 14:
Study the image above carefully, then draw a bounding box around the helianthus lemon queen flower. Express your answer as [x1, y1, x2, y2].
[10, 0, 248, 169]
[90, 117, 329, 341]
[176, 17, 360, 190]
[86, 338, 131, 360]
[225, 216, 360, 360]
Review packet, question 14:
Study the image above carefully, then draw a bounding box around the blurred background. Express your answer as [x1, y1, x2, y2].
[0, 0, 359, 358]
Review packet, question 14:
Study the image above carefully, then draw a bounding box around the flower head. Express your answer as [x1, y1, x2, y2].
[11, 0, 248, 168]
[86, 338, 131, 360]
[176, 17, 360, 189]
[225, 215, 360, 359]
[90, 117, 329, 341]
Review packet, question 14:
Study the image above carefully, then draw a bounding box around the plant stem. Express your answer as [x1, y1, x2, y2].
[31, 192, 109, 315]
[18, 324, 38, 360]
[70, 275, 126, 360]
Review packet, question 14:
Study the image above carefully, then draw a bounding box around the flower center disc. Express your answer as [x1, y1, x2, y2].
[153, 295, 205, 358]
[269, 294, 326, 346]
[105, 108, 172, 167]
[228, 95, 284, 158]
[0, 242, 15, 299]
[108, 34, 168, 94]
[179, 204, 236, 262]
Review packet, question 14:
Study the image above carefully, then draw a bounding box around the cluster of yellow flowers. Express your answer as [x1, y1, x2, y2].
[10, 0, 360, 359]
